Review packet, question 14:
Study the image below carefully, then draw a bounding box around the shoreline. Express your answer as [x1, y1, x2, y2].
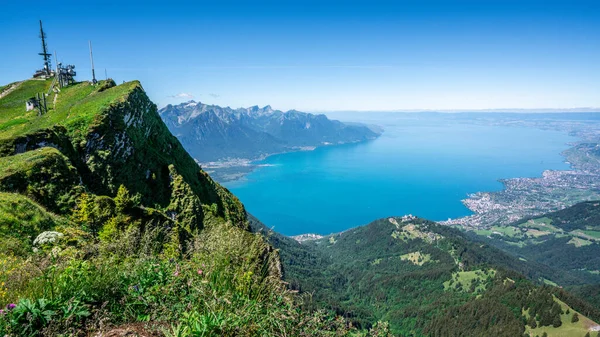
[203, 138, 380, 184]
[440, 127, 600, 229]
[289, 119, 600, 237]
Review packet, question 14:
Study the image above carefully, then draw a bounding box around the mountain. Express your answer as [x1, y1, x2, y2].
[0, 79, 356, 336]
[158, 101, 381, 165]
[250, 215, 600, 336]
[2, 78, 599, 337]
[466, 200, 600, 306]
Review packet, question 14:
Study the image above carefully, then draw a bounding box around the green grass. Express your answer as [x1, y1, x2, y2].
[473, 228, 493, 236]
[494, 226, 524, 237]
[0, 79, 138, 142]
[443, 269, 496, 293]
[0, 191, 69, 255]
[400, 251, 433, 266]
[0, 118, 29, 131]
[581, 230, 600, 239]
[567, 237, 593, 247]
[474, 225, 526, 238]
[0, 219, 365, 336]
[0, 147, 64, 177]
[518, 217, 564, 238]
[391, 223, 443, 243]
[525, 297, 599, 337]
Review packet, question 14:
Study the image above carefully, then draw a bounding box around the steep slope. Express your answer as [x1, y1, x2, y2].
[252, 215, 600, 336]
[0, 79, 359, 336]
[159, 101, 381, 164]
[1, 80, 245, 226]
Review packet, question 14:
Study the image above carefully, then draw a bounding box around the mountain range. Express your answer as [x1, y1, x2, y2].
[158, 101, 382, 165]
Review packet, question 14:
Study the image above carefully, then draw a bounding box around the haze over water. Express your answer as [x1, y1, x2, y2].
[225, 116, 576, 236]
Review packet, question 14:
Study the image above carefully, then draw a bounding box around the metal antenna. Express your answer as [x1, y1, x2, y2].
[54, 51, 58, 73]
[38, 20, 52, 75]
[105, 68, 108, 80]
[89, 41, 97, 84]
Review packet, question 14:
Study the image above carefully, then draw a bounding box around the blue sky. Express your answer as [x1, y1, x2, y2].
[1, 0, 599, 111]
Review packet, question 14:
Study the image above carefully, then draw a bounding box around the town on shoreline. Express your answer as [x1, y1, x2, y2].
[442, 116, 600, 230]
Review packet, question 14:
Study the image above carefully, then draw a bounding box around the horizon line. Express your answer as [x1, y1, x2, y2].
[160, 100, 600, 114]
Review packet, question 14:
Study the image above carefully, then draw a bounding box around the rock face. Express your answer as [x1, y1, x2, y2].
[159, 101, 381, 162]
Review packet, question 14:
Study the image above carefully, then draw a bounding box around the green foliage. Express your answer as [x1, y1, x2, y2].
[0, 192, 70, 255]
[114, 185, 133, 213]
[471, 200, 600, 287]
[369, 321, 393, 337]
[256, 215, 600, 336]
[167, 166, 204, 233]
[426, 298, 526, 336]
[2, 77, 597, 336]
[0, 118, 28, 131]
[0, 222, 361, 336]
[0, 78, 303, 334]
[72, 193, 117, 234]
[0, 148, 81, 213]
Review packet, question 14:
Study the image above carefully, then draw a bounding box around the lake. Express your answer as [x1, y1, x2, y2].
[224, 115, 576, 236]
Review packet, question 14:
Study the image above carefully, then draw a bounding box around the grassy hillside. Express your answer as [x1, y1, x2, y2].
[252, 215, 600, 336]
[469, 201, 600, 287]
[0, 192, 71, 255]
[0, 79, 364, 336]
[0, 79, 133, 140]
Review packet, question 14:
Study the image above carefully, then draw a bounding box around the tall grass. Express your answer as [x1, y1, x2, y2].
[0, 220, 391, 336]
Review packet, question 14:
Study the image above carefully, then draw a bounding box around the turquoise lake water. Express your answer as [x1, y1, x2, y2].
[224, 118, 576, 236]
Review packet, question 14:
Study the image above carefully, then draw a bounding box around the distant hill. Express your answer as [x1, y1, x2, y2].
[158, 101, 381, 163]
[249, 214, 600, 336]
[468, 200, 600, 307]
[468, 201, 600, 283]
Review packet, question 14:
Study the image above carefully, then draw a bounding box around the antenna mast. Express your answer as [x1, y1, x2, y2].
[38, 20, 52, 75]
[89, 41, 97, 84]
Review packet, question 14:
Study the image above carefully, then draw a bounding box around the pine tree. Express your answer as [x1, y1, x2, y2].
[552, 315, 562, 328]
[572, 312, 579, 323]
[528, 316, 537, 328]
[115, 185, 133, 212]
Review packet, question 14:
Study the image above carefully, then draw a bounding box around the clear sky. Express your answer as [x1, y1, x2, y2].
[1, 0, 599, 111]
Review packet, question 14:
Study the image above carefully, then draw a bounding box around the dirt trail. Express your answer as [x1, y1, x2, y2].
[0, 81, 23, 99]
